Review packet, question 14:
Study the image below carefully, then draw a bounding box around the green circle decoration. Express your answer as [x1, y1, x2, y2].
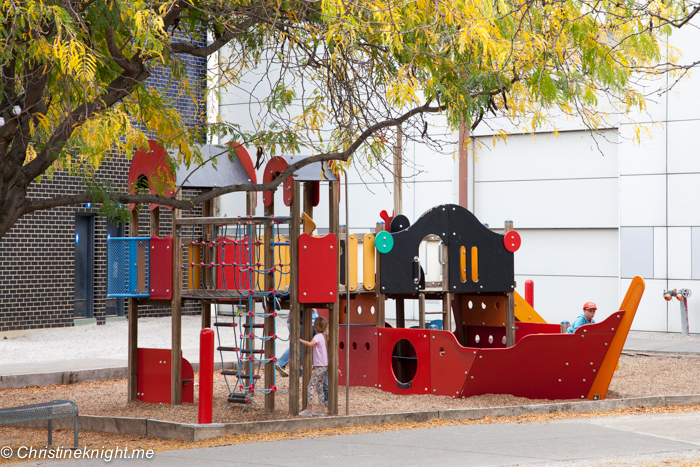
[375, 231, 394, 253]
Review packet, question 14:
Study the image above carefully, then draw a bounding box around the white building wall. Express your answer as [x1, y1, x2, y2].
[472, 130, 620, 326]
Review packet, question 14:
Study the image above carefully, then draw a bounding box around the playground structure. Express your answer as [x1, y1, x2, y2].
[108, 142, 342, 414]
[108, 140, 645, 416]
[337, 204, 644, 401]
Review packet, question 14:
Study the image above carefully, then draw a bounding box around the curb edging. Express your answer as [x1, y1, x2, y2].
[8, 395, 699, 442]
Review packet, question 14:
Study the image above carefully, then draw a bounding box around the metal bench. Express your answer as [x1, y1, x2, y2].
[0, 400, 79, 447]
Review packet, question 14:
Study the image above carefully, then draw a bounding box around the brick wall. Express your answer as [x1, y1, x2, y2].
[0, 29, 209, 333]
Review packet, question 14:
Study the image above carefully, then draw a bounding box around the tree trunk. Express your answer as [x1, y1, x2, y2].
[0, 182, 28, 240]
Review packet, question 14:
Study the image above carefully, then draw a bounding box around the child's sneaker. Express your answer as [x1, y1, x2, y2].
[299, 409, 314, 417]
[312, 409, 326, 416]
[275, 365, 288, 377]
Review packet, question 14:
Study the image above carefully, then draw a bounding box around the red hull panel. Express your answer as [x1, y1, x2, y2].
[137, 348, 194, 404]
[339, 325, 379, 388]
[462, 313, 624, 400]
[515, 322, 562, 343]
[429, 330, 478, 397]
[377, 327, 432, 395]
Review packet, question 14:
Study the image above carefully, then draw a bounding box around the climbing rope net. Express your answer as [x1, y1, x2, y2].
[181, 216, 291, 410]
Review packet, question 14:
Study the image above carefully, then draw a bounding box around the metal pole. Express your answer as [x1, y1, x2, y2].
[344, 170, 350, 416]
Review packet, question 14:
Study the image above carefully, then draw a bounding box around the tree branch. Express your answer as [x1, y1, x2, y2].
[21, 101, 447, 217]
[20, 66, 150, 183]
[105, 26, 139, 73]
[22, 192, 194, 215]
[188, 102, 447, 205]
[170, 17, 259, 57]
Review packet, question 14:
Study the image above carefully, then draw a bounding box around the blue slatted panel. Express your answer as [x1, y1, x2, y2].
[107, 237, 150, 297]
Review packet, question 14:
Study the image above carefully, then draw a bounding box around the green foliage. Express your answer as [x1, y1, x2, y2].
[0, 0, 697, 225]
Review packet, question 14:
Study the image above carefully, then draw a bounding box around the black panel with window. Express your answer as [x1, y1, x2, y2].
[74, 215, 95, 318]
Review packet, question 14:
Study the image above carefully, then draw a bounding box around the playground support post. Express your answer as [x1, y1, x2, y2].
[458, 124, 470, 209]
[443, 293, 452, 332]
[393, 125, 402, 216]
[128, 208, 139, 402]
[301, 183, 315, 410]
[396, 299, 405, 328]
[344, 171, 351, 416]
[289, 181, 301, 415]
[375, 222, 386, 328]
[506, 292, 515, 346]
[242, 193, 256, 386]
[455, 295, 465, 345]
[441, 242, 451, 331]
[201, 194, 213, 329]
[328, 180, 340, 416]
[150, 207, 160, 236]
[198, 328, 214, 424]
[419, 294, 426, 329]
[504, 220, 515, 347]
[171, 196, 183, 406]
[263, 214, 275, 412]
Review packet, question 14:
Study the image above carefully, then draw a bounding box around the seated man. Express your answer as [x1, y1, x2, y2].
[567, 302, 597, 333]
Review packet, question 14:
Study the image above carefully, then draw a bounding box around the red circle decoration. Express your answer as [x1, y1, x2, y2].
[504, 230, 521, 252]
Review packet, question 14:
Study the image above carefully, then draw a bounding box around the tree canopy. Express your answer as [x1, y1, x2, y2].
[1, 0, 698, 237]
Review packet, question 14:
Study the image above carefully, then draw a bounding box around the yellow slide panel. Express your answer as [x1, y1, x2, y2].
[275, 235, 291, 291]
[363, 233, 376, 290]
[348, 234, 358, 292]
[255, 236, 265, 292]
[188, 244, 201, 290]
[302, 212, 316, 235]
[587, 276, 645, 400]
[514, 291, 547, 323]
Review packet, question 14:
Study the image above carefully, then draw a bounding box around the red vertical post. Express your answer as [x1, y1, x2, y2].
[198, 328, 214, 424]
[525, 280, 534, 308]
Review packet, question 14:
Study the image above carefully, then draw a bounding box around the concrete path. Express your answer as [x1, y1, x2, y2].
[15, 412, 700, 466]
[624, 337, 700, 354]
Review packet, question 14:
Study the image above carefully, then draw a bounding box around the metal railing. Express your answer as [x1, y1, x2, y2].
[0, 399, 79, 447]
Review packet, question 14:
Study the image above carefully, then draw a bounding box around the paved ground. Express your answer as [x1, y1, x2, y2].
[15, 412, 700, 466]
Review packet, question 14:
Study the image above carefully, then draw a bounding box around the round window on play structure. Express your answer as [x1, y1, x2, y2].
[391, 339, 418, 386]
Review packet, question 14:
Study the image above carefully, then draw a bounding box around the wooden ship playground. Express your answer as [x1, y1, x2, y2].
[104, 140, 646, 421]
